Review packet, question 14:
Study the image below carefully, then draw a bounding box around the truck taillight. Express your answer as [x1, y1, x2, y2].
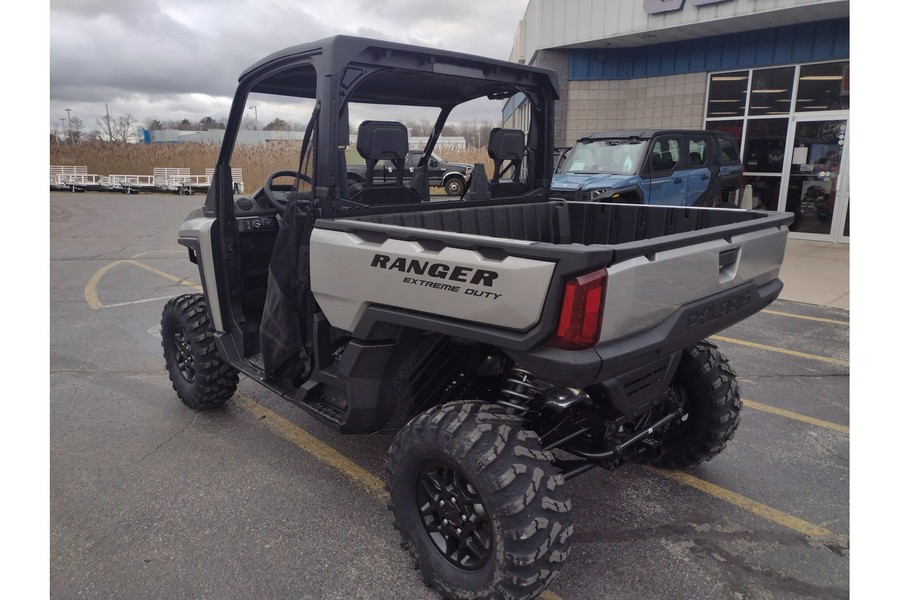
[546, 269, 607, 350]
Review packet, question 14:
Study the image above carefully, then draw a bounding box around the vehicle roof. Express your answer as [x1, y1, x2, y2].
[239, 35, 560, 107]
[578, 129, 730, 142]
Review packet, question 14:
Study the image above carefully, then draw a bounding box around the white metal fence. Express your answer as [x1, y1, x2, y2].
[51, 166, 244, 195]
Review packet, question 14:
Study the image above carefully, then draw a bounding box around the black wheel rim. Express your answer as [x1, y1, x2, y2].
[415, 460, 492, 571]
[172, 325, 196, 382]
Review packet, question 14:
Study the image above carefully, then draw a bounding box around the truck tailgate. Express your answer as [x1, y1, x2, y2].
[599, 225, 788, 343]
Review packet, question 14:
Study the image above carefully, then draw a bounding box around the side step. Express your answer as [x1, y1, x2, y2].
[290, 375, 348, 430]
[297, 396, 347, 429]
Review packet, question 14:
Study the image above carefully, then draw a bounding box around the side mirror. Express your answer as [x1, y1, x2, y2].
[429, 158, 438, 168]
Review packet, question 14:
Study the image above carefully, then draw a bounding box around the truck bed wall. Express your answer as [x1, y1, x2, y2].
[349, 200, 771, 247]
[350, 201, 570, 244]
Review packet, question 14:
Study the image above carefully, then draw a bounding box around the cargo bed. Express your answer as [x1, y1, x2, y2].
[311, 200, 792, 366]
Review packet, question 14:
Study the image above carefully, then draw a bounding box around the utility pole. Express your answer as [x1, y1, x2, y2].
[105, 104, 113, 142]
[60, 118, 67, 145]
[65, 107, 73, 145]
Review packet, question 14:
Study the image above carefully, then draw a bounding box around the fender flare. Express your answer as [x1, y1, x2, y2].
[588, 185, 644, 204]
[441, 171, 466, 185]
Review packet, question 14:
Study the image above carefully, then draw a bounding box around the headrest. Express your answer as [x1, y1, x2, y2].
[356, 121, 408, 161]
[488, 128, 526, 161]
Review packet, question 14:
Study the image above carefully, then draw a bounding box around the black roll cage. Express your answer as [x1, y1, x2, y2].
[205, 35, 560, 221]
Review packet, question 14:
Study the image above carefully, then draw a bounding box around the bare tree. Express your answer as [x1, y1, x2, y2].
[97, 113, 115, 141]
[69, 116, 86, 144]
[112, 113, 137, 143]
[96, 111, 137, 143]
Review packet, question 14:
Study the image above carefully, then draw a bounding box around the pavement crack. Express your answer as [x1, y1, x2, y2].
[140, 412, 199, 462]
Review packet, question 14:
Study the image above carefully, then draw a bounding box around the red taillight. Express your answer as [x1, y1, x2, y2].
[546, 269, 607, 350]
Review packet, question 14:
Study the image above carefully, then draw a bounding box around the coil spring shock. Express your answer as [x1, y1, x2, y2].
[498, 366, 541, 412]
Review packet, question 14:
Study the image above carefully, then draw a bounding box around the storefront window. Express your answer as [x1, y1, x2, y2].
[743, 118, 788, 174]
[705, 120, 743, 156]
[706, 71, 748, 118]
[705, 61, 849, 241]
[797, 61, 849, 112]
[741, 175, 781, 211]
[749, 67, 794, 116]
[785, 119, 846, 234]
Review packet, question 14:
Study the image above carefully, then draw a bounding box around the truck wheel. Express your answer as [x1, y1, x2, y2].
[161, 294, 238, 410]
[386, 401, 573, 600]
[443, 176, 464, 196]
[655, 340, 741, 468]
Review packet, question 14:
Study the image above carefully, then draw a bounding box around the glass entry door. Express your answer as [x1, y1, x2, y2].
[783, 116, 849, 240]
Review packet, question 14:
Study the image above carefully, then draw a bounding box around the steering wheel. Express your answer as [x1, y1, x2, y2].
[263, 170, 313, 214]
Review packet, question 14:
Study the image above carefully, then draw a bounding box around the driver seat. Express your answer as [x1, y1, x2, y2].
[349, 121, 419, 205]
[488, 128, 531, 198]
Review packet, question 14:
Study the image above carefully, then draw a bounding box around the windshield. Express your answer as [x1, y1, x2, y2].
[559, 139, 647, 175]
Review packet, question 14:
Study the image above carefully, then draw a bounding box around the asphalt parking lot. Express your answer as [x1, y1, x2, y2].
[49, 192, 850, 599]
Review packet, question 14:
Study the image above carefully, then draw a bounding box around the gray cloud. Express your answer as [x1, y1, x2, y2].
[49, 0, 529, 131]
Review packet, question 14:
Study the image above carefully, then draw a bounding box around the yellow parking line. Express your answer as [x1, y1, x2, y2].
[647, 467, 844, 543]
[84, 259, 128, 309]
[743, 399, 849, 434]
[760, 309, 849, 326]
[126, 259, 200, 288]
[233, 393, 563, 600]
[710, 335, 849, 368]
[233, 393, 389, 502]
[84, 257, 200, 309]
[233, 391, 847, 594]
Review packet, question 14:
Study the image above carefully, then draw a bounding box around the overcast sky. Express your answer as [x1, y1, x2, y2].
[49, 0, 530, 133]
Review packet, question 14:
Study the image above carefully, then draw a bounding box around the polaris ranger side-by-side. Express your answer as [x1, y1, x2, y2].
[161, 36, 792, 600]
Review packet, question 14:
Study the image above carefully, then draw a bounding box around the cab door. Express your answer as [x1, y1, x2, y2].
[684, 134, 714, 206]
[406, 150, 423, 183]
[646, 134, 688, 205]
[427, 153, 448, 185]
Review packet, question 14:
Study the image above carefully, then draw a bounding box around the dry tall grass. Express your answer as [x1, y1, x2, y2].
[50, 142, 494, 192]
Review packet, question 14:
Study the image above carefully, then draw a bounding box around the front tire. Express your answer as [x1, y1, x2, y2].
[444, 176, 465, 196]
[161, 294, 238, 410]
[654, 340, 741, 468]
[386, 401, 573, 600]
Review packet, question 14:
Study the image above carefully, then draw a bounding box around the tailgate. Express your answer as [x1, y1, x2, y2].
[599, 224, 789, 343]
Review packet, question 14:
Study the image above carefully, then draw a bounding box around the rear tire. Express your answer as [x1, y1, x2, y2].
[654, 340, 741, 468]
[386, 401, 573, 600]
[161, 294, 238, 410]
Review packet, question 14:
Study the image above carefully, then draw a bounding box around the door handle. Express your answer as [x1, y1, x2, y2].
[673, 177, 683, 184]
[701, 174, 710, 180]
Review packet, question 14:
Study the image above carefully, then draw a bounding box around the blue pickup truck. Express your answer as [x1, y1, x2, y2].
[551, 129, 742, 207]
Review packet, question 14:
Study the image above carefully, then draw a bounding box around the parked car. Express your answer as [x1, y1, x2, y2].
[552, 129, 742, 207]
[348, 149, 472, 195]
